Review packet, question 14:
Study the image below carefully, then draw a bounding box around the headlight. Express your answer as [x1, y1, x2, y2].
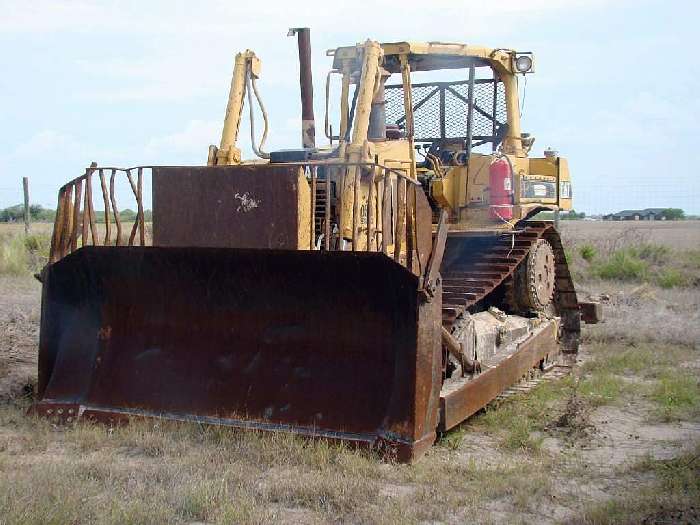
[514, 54, 534, 74]
[560, 181, 572, 199]
[521, 178, 556, 199]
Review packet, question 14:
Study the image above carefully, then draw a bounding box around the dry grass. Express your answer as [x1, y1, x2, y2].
[562, 222, 700, 289]
[2, 329, 696, 525]
[576, 444, 700, 524]
[0, 222, 153, 278]
[1, 221, 699, 524]
[0, 402, 572, 525]
[559, 220, 700, 251]
[581, 284, 700, 347]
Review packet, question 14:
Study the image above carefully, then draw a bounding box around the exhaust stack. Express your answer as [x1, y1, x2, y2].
[288, 27, 316, 148]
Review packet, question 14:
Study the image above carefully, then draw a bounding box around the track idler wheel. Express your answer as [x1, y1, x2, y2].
[509, 239, 556, 313]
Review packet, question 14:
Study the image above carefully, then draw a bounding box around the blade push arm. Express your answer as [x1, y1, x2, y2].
[339, 40, 383, 240]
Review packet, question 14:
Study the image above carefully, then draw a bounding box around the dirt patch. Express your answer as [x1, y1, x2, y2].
[1, 226, 699, 523]
[583, 404, 700, 469]
[0, 276, 40, 402]
[641, 505, 700, 524]
[559, 220, 700, 250]
[551, 391, 595, 441]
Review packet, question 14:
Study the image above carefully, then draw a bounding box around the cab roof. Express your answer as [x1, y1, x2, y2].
[330, 41, 516, 75]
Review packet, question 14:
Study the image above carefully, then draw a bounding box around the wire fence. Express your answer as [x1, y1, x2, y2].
[571, 183, 700, 216]
[3, 176, 700, 217]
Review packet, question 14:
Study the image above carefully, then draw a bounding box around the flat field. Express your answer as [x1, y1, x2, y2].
[559, 219, 700, 250]
[0, 220, 698, 524]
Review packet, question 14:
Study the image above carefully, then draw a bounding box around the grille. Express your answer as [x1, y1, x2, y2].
[385, 79, 506, 146]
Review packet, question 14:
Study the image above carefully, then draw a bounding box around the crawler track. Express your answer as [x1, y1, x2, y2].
[494, 364, 573, 402]
[440, 221, 581, 352]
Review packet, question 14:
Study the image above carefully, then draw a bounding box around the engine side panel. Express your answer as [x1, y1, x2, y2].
[152, 165, 311, 250]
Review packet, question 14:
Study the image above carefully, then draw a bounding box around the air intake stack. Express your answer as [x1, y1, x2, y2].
[288, 27, 316, 149]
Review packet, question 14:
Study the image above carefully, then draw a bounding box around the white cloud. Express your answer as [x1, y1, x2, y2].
[2, 0, 632, 105]
[554, 90, 695, 149]
[12, 130, 88, 159]
[0, 0, 625, 35]
[144, 119, 220, 158]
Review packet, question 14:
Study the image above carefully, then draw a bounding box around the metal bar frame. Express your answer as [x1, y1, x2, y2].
[385, 76, 505, 147]
[465, 65, 476, 158]
[47, 161, 421, 266]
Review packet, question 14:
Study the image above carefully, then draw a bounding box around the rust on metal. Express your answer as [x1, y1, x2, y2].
[381, 173, 392, 254]
[288, 27, 316, 148]
[405, 184, 414, 268]
[152, 165, 305, 250]
[440, 222, 581, 341]
[70, 179, 82, 252]
[81, 177, 90, 246]
[137, 167, 145, 246]
[126, 169, 139, 246]
[86, 169, 98, 246]
[109, 169, 122, 246]
[36, 159, 589, 464]
[98, 169, 110, 246]
[35, 246, 441, 462]
[394, 177, 406, 263]
[60, 184, 73, 259]
[440, 326, 480, 376]
[324, 170, 330, 250]
[49, 187, 65, 263]
[439, 320, 558, 431]
[579, 301, 602, 324]
[367, 170, 375, 251]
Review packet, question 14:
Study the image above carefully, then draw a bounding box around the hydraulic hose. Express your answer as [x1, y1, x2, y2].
[246, 66, 270, 159]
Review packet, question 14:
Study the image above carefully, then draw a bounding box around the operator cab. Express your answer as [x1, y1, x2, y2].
[325, 42, 534, 165]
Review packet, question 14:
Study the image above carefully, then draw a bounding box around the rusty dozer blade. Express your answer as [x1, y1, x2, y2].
[33, 246, 442, 461]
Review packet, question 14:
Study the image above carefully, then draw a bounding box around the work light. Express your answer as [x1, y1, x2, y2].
[514, 53, 534, 73]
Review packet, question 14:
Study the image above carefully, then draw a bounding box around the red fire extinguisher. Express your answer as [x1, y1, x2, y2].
[489, 158, 513, 221]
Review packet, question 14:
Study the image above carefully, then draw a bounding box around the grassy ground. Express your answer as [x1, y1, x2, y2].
[0, 221, 699, 524]
[559, 221, 700, 289]
[1, 337, 697, 524]
[0, 222, 152, 277]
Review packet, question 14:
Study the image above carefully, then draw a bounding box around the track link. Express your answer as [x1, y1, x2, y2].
[494, 364, 572, 402]
[440, 221, 581, 352]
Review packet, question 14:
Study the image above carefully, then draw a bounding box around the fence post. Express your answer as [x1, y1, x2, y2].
[23, 177, 30, 235]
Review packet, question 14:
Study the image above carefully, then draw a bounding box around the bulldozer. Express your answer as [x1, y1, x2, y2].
[33, 29, 600, 462]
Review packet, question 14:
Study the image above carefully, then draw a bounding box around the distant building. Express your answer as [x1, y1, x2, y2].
[602, 208, 670, 221]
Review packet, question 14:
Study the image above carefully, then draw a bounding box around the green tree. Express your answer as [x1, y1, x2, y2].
[662, 208, 685, 220]
[562, 209, 585, 220]
[0, 205, 23, 222]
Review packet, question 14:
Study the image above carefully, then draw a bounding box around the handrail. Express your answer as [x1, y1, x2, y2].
[49, 161, 421, 275]
[303, 161, 420, 273]
[61, 162, 421, 186]
[49, 166, 147, 263]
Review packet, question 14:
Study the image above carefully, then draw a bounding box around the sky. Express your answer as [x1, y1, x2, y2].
[0, 0, 698, 214]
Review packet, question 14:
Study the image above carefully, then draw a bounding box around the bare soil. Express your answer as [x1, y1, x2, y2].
[1, 221, 699, 524]
[0, 276, 40, 402]
[559, 220, 700, 250]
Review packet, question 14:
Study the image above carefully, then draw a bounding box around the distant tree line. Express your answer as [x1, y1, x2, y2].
[561, 209, 586, 220]
[0, 204, 55, 222]
[661, 208, 685, 220]
[0, 205, 152, 223]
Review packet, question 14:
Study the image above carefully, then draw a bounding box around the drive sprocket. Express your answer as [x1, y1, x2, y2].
[508, 238, 556, 313]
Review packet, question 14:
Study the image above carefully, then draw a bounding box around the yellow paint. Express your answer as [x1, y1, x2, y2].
[339, 40, 383, 240]
[209, 50, 260, 166]
[214, 38, 574, 246]
[296, 168, 312, 249]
